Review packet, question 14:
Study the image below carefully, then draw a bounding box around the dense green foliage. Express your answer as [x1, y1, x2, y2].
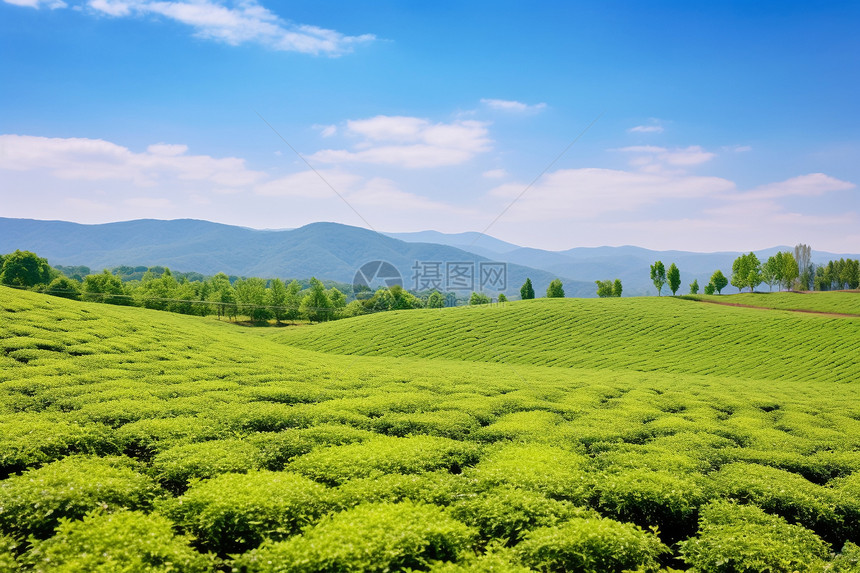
[546, 279, 564, 298]
[2, 286, 860, 570]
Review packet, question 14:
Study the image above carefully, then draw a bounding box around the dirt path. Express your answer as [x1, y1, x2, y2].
[694, 298, 860, 318]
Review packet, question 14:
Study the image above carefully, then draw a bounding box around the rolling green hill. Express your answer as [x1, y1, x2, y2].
[684, 291, 860, 315]
[274, 296, 860, 384]
[2, 286, 860, 571]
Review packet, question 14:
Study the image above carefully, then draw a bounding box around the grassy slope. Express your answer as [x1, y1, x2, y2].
[273, 297, 860, 384]
[4, 287, 860, 569]
[683, 291, 860, 315]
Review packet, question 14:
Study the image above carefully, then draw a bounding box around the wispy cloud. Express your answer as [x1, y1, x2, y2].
[0, 134, 265, 187]
[309, 115, 492, 168]
[482, 169, 508, 179]
[628, 120, 664, 134]
[313, 124, 337, 138]
[481, 99, 547, 113]
[738, 173, 855, 200]
[3, 0, 66, 7]
[84, 0, 374, 55]
[615, 145, 716, 171]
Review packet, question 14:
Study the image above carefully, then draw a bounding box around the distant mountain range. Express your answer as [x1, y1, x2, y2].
[1, 217, 857, 297]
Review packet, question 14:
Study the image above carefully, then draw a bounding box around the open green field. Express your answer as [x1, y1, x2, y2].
[683, 291, 860, 315]
[2, 286, 860, 571]
[275, 297, 860, 384]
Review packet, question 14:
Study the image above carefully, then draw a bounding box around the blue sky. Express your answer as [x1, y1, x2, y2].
[1, 0, 858, 252]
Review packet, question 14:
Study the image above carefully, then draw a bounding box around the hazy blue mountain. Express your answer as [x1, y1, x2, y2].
[0, 218, 590, 297]
[384, 230, 520, 258]
[390, 231, 859, 296]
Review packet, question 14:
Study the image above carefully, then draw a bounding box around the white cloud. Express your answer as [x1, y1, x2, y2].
[0, 134, 265, 187]
[487, 167, 735, 221]
[313, 124, 337, 138]
[737, 173, 855, 200]
[86, 0, 374, 56]
[615, 145, 716, 169]
[480, 99, 547, 113]
[3, 0, 66, 8]
[309, 115, 492, 168]
[482, 169, 508, 179]
[628, 124, 664, 134]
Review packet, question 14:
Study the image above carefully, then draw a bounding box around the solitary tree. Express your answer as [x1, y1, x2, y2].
[667, 263, 681, 296]
[546, 279, 565, 298]
[613, 279, 623, 297]
[710, 270, 728, 294]
[470, 292, 491, 305]
[704, 282, 716, 295]
[650, 261, 666, 296]
[595, 280, 613, 298]
[497, 293, 508, 303]
[520, 278, 535, 300]
[426, 290, 445, 308]
[689, 279, 699, 295]
[0, 250, 53, 287]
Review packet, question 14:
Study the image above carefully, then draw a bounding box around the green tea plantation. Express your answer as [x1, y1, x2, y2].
[2, 286, 860, 572]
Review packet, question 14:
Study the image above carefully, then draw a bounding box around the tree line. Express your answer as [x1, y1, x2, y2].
[647, 244, 859, 296]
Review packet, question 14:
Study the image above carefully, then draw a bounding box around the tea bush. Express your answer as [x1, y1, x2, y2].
[829, 542, 860, 572]
[0, 455, 159, 539]
[23, 510, 215, 572]
[288, 435, 480, 485]
[233, 501, 475, 572]
[151, 438, 262, 493]
[0, 414, 118, 477]
[467, 443, 592, 503]
[161, 470, 331, 554]
[250, 424, 375, 470]
[595, 468, 710, 543]
[677, 500, 830, 572]
[370, 410, 479, 440]
[0, 535, 21, 572]
[516, 516, 669, 573]
[710, 462, 843, 541]
[334, 471, 470, 508]
[116, 415, 225, 460]
[451, 486, 594, 545]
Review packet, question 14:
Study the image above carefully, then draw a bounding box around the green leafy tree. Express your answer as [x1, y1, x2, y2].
[762, 254, 782, 292]
[612, 279, 622, 297]
[710, 270, 728, 294]
[650, 261, 666, 296]
[285, 280, 302, 321]
[497, 293, 508, 303]
[704, 282, 715, 295]
[46, 276, 81, 300]
[546, 279, 564, 298]
[781, 252, 799, 291]
[207, 273, 235, 320]
[470, 292, 491, 305]
[794, 243, 813, 290]
[731, 252, 761, 293]
[0, 250, 53, 287]
[520, 278, 535, 300]
[328, 287, 346, 310]
[426, 291, 445, 308]
[667, 263, 681, 296]
[300, 277, 333, 322]
[689, 279, 699, 295]
[595, 280, 613, 298]
[234, 278, 271, 324]
[82, 271, 127, 305]
[267, 278, 288, 323]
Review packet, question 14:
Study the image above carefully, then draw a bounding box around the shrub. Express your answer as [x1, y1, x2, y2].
[0, 415, 118, 478]
[710, 462, 843, 541]
[370, 410, 479, 440]
[289, 435, 479, 485]
[23, 510, 215, 572]
[468, 443, 591, 503]
[250, 424, 375, 470]
[473, 410, 565, 443]
[116, 416, 225, 460]
[516, 516, 668, 573]
[161, 470, 331, 555]
[0, 456, 159, 540]
[151, 439, 261, 493]
[429, 544, 531, 572]
[595, 468, 710, 543]
[451, 486, 594, 545]
[234, 501, 475, 572]
[334, 471, 469, 509]
[829, 542, 860, 572]
[0, 535, 21, 572]
[678, 501, 830, 572]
